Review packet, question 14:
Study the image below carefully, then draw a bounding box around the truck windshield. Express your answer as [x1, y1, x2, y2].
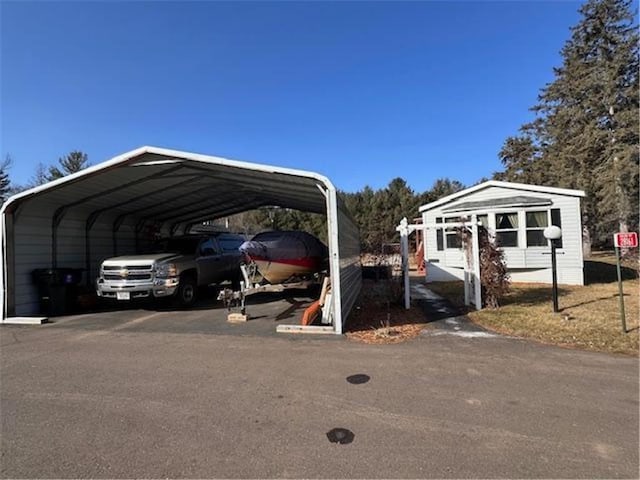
[151, 237, 201, 255]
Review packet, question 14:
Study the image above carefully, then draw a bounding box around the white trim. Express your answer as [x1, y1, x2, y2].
[577, 205, 585, 281]
[418, 180, 586, 213]
[0, 211, 6, 320]
[0, 146, 147, 216]
[326, 187, 342, 334]
[1, 317, 48, 325]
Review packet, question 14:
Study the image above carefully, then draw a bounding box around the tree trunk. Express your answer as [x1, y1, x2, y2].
[619, 219, 630, 258]
[582, 224, 592, 258]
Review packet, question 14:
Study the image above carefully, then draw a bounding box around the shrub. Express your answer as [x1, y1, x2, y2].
[459, 225, 510, 308]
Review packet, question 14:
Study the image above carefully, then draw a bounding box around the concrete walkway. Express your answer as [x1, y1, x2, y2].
[410, 281, 498, 338]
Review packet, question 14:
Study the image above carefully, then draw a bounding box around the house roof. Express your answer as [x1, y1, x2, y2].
[419, 180, 586, 213]
[441, 195, 552, 213]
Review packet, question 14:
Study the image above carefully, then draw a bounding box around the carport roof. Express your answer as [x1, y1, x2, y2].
[1, 146, 335, 227]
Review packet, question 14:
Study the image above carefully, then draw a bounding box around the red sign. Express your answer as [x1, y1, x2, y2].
[614, 232, 638, 248]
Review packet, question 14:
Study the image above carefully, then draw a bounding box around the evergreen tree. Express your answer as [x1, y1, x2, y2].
[495, 134, 548, 184]
[342, 178, 466, 252]
[496, 0, 639, 250]
[341, 186, 377, 250]
[427, 178, 465, 201]
[48, 151, 90, 180]
[30, 163, 49, 187]
[0, 155, 11, 204]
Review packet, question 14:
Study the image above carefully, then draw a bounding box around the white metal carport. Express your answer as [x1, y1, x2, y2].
[0, 146, 361, 333]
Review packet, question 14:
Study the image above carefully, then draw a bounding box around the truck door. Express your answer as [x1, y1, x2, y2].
[196, 237, 223, 285]
[217, 234, 244, 280]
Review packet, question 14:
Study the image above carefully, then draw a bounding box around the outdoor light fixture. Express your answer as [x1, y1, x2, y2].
[544, 226, 563, 312]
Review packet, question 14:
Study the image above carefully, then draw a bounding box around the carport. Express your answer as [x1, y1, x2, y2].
[0, 146, 361, 334]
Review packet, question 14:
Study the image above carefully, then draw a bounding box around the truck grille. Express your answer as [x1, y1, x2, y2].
[104, 273, 152, 281]
[103, 265, 152, 271]
[102, 264, 153, 281]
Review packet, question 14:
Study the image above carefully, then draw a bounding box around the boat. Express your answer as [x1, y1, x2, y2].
[239, 230, 328, 284]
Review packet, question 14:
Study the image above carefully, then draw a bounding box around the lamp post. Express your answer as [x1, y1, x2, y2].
[544, 226, 562, 313]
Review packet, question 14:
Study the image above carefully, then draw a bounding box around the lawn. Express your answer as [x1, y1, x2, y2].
[427, 252, 639, 356]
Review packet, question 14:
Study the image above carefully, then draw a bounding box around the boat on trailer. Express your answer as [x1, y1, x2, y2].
[238, 230, 328, 284]
[218, 230, 331, 325]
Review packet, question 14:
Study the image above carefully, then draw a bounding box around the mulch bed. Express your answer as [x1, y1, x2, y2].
[345, 281, 429, 344]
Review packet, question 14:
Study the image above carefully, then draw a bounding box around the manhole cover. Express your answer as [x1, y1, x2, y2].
[346, 374, 370, 385]
[326, 428, 355, 444]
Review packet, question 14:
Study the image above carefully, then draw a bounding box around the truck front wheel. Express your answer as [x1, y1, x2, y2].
[175, 275, 197, 308]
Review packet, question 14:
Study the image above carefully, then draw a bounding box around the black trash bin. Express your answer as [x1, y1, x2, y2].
[32, 268, 83, 316]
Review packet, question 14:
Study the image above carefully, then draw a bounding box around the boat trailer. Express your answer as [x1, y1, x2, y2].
[217, 263, 328, 324]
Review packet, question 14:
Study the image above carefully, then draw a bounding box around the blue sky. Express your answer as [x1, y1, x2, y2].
[1, 1, 582, 193]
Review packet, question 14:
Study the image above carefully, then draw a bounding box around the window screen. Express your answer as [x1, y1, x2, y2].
[495, 212, 519, 247]
[445, 217, 462, 249]
[526, 211, 549, 247]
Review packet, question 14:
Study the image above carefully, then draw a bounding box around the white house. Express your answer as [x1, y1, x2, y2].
[419, 181, 586, 285]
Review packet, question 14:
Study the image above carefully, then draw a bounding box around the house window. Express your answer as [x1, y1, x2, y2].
[477, 214, 488, 229]
[551, 208, 563, 248]
[495, 212, 519, 247]
[445, 217, 462, 249]
[435, 217, 444, 251]
[526, 211, 549, 247]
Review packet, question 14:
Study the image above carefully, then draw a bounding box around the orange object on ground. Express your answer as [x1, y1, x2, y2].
[301, 300, 322, 326]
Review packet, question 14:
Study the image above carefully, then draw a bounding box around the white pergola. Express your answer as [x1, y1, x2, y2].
[397, 216, 482, 310]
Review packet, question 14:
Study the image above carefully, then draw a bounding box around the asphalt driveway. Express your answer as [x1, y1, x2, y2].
[1, 310, 638, 478]
[31, 287, 319, 338]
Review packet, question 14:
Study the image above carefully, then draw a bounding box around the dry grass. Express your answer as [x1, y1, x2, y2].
[345, 279, 428, 344]
[427, 255, 639, 356]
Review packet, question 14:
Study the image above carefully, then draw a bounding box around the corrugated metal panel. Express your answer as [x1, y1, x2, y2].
[1, 146, 362, 326]
[335, 197, 361, 333]
[324, 189, 361, 334]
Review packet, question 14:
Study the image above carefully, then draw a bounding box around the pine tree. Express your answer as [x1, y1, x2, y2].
[341, 186, 378, 251]
[30, 163, 49, 187]
[428, 178, 465, 201]
[496, 0, 639, 250]
[495, 134, 550, 185]
[0, 155, 11, 204]
[48, 151, 90, 180]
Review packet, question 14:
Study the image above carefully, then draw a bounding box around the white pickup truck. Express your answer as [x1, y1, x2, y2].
[96, 233, 245, 307]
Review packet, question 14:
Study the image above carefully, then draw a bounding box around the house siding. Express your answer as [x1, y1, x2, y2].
[421, 184, 584, 286]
